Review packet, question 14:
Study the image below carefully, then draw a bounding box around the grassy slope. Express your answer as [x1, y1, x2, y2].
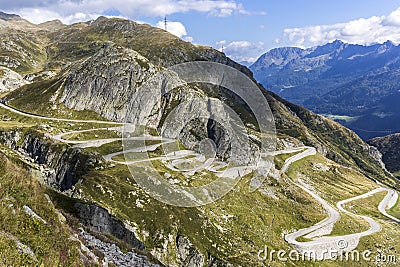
[47, 17, 224, 68]
[389, 197, 400, 219]
[1, 99, 399, 266]
[0, 30, 48, 74]
[266, 91, 399, 190]
[0, 148, 82, 266]
[6, 76, 113, 121]
[341, 191, 399, 264]
[286, 154, 400, 266]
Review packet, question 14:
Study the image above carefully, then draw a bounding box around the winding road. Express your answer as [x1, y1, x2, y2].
[1, 102, 399, 260]
[280, 147, 399, 259]
[0, 102, 122, 125]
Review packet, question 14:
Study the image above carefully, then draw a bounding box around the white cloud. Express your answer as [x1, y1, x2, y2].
[156, 20, 187, 38]
[284, 7, 400, 47]
[16, 8, 105, 24]
[183, 36, 195, 43]
[383, 8, 400, 26]
[3, 0, 249, 24]
[216, 40, 227, 46]
[217, 40, 265, 64]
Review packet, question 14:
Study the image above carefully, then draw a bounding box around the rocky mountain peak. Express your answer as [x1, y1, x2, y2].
[0, 11, 21, 21]
[250, 39, 400, 140]
[377, 40, 395, 53]
[251, 46, 304, 71]
[38, 19, 66, 31]
[330, 39, 345, 46]
[306, 39, 348, 58]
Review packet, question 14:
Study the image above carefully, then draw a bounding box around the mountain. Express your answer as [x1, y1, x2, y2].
[0, 11, 21, 20]
[0, 13, 399, 266]
[38, 19, 66, 31]
[250, 40, 400, 140]
[0, 11, 41, 33]
[369, 133, 400, 176]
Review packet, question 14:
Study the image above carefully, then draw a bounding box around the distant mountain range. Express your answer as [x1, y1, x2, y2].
[250, 40, 400, 140]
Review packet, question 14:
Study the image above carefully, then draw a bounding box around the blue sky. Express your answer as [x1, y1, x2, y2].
[1, 0, 400, 64]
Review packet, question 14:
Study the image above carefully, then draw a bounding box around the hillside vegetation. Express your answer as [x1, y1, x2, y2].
[0, 13, 399, 266]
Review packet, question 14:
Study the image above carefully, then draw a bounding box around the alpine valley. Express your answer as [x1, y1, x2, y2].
[250, 40, 400, 141]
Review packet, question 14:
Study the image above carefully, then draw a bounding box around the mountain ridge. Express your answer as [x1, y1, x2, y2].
[250, 40, 400, 140]
[0, 11, 22, 21]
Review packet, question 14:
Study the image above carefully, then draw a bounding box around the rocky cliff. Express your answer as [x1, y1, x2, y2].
[0, 129, 100, 190]
[0, 66, 30, 92]
[368, 133, 400, 175]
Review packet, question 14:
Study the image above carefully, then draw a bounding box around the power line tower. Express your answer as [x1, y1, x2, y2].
[164, 16, 168, 31]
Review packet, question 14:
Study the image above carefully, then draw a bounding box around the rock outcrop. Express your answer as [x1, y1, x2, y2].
[0, 66, 29, 92]
[176, 235, 205, 267]
[75, 203, 145, 250]
[78, 228, 160, 267]
[368, 133, 400, 174]
[0, 129, 100, 190]
[60, 43, 159, 122]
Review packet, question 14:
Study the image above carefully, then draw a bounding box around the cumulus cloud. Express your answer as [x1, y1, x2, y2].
[16, 8, 105, 24]
[284, 7, 400, 47]
[217, 40, 265, 64]
[183, 36, 195, 43]
[1, 0, 248, 24]
[156, 20, 187, 38]
[383, 7, 400, 26]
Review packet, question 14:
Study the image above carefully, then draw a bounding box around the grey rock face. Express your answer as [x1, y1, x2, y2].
[60, 44, 257, 164]
[367, 144, 386, 170]
[176, 235, 204, 267]
[75, 203, 145, 250]
[0, 130, 20, 148]
[60, 43, 159, 122]
[60, 43, 202, 128]
[20, 133, 99, 190]
[0, 66, 30, 92]
[0, 129, 100, 191]
[207, 253, 235, 267]
[78, 228, 160, 267]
